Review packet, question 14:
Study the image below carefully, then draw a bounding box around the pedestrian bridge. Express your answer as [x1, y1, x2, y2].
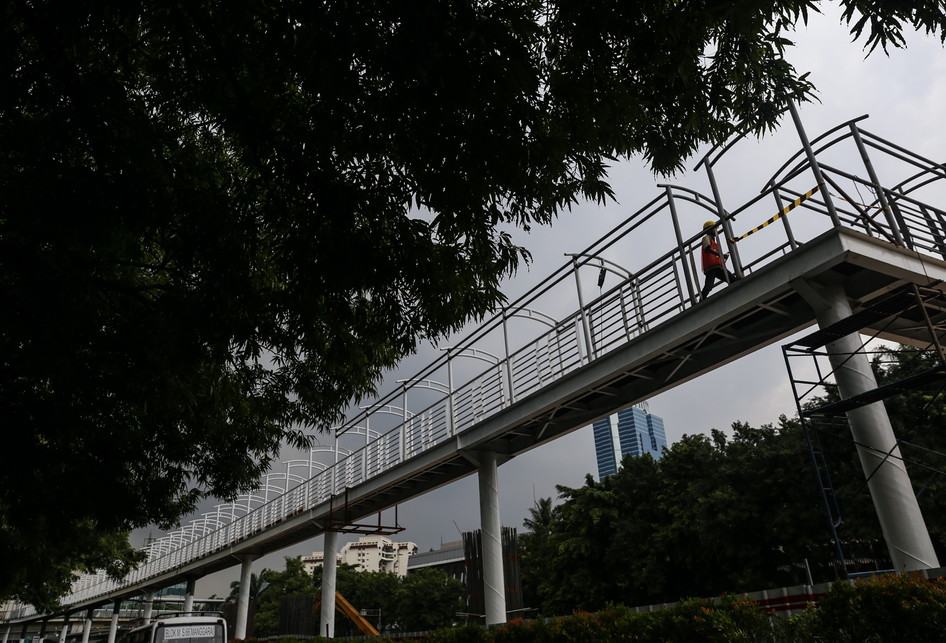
[5, 113, 946, 631]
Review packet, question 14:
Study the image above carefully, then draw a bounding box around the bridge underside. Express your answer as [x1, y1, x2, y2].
[60, 226, 946, 609]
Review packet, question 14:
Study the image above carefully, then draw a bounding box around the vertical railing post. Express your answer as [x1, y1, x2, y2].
[571, 256, 596, 361]
[447, 352, 457, 435]
[362, 418, 369, 482]
[332, 433, 339, 494]
[665, 186, 697, 302]
[501, 310, 516, 404]
[702, 161, 743, 279]
[400, 384, 408, 461]
[770, 189, 799, 250]
[915, 197, 946, 259]
[849, 124, 906, 246]
[306, 450, 314, 507]
[670, 261, 685, 309]
[617, 284, 632, 338]
[633, 279, 647, 332]
[788, 99, 841, 227]
[688, 248, 701, 294]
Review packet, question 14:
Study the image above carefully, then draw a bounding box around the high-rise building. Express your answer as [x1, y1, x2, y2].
[592, 401, 667, 479]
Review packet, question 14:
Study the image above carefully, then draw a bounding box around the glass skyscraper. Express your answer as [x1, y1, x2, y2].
[592, 401, 667, 479]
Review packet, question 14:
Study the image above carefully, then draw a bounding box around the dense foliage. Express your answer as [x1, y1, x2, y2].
[428, 574, 946, 642]
[518, 346, 946, 614]
[245, 557, 463, 637]
[253, 573, 946, 641]
[527, 420, 829, 613]
[4, 0, 946, 607]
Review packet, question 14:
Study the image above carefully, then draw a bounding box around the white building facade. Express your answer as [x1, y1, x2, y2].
[301, 535, 418, 577]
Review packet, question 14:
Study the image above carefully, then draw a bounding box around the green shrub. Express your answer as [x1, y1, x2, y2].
[425, 623, 490, 642]
[771, 606, 821, 643]
[804, 573, 946, 642]
[423, 575, 946, 641]
[639, 596, 771, 642]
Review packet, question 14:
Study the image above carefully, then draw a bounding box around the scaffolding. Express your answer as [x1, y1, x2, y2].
[783, 284, 946, 578]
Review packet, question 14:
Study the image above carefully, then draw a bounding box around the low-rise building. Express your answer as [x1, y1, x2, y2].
[301, 535, 417, 576]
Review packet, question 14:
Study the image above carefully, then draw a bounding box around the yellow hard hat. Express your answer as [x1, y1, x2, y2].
[703, 221, 716, 229]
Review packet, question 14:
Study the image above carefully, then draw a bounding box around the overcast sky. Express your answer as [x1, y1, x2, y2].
[165, 7, 946, 597]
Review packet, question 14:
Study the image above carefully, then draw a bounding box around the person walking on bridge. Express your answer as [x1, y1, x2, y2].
[700, 221, 739, 299]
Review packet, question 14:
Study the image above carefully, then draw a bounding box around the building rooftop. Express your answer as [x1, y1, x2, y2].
[408, 541, 464, 570]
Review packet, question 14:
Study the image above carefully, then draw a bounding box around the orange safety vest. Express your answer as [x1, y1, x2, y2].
[701, 236, 723, 271]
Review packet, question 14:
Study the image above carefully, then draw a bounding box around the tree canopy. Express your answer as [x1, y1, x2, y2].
[518, 348, 946, 614]
[249, 558, 463, 636]
[3, 0, 946, 608]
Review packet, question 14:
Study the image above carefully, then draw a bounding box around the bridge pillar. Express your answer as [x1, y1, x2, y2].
[58, 614, 70, 643]
[801, 279, 940, 570]
[478, 451, 506, 626]
[142, 590, 155, 621]
[235, 554, 258, 639]
[107, 600, 121, 643]
[182, 577, 197, 613]
[320, 531, 339, 638]
[80, 608, 93, 643]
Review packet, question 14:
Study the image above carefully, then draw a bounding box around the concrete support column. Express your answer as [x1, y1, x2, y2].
[107, 600, 121, 643]
[810, 280, 939, 570]
[59, 615, 70, 643]
[3, 623, 11, 643]
[142, 590, 155, 621]
[80, 609, 93, 643]
[235, 555, 257, 640]
[182, 578, 197, 613]
[478, 451, 506, 626]
[320, 531, 339, 639]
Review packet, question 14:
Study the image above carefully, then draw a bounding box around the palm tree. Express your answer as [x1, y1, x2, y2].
[227, 569, 271, 604]
[523, 497, 556, 538]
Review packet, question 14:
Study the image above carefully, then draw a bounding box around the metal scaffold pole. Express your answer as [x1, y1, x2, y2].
[802, 280, 939, 571]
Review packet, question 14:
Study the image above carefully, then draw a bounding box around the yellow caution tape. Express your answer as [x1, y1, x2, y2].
[729, 185, 820, 243]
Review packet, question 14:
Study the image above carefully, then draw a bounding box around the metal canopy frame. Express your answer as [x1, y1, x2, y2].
[325, 489, 405, 536]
